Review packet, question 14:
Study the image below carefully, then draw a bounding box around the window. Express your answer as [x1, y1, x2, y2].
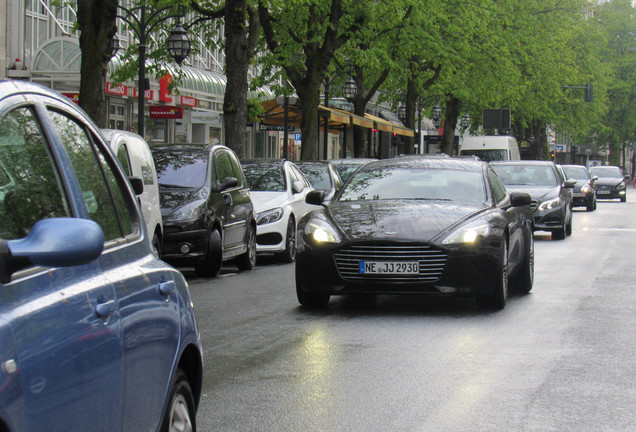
[116, 144, 133, 177]
[0, 107, 69, 239]
[48, 110, 134, 241]
[489, 170, 508, 204]
[215, 151, 236, 183]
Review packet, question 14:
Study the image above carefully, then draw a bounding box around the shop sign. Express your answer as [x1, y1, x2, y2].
[160, 74, 173, 103]
[191, 111, 222, 127]
[149, 106, 183, 119]
[133, 88, 154, 100]
[259, 124, 295, 132]
[180, 96, 197, 108]
[105, 82, 128, 96]
[62, 92, 80, 104]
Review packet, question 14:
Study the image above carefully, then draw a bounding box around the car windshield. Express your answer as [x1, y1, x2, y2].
[154, 150, 208, 188]
[492, 165, 558, 186]
[338, 167, 486, 203]
[460, 149, 508, 162]
[299, 165, 331, 189]
[561, 166, 590, 180]
[243, 164, 286, 192]
[589, 166, 622, 179]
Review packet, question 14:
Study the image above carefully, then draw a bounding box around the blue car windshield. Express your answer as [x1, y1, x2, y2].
[154, 151, 208, 188]
[339, 167, 486, 203]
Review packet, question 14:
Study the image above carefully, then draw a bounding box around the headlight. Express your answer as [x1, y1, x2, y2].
[304, 219, 341, 243]
[257, 208, 284, 225]
[538, 197, 560, 211]
[581, 184, 592, 193]
[166, 199, 206, 222]
[441, 220, 490, 245]
[616, 182, 626, 190]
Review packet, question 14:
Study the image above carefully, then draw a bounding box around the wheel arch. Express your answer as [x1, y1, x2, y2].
[178, 343, 204, 410]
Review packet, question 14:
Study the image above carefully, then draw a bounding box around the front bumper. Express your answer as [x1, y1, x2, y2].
[296, 240, 500, 297]
[572, 192, 594, 208]
[255, 216, 288, 253]
[160, 225, 208, 265]
[595, 188, 626, 200]
[532, 206, 565, 232]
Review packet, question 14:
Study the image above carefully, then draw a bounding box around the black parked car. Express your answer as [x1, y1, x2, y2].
[491, 160, 575, 240]
[588, 165, 628, 202]
[560, 164, 597, 211]
[152, 144, 256, 277]
[296, 157, 534, 310]
[296, 160, 343, 203]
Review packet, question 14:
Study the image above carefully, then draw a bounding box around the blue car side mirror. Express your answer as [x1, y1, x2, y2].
[0, 218, 104, 283]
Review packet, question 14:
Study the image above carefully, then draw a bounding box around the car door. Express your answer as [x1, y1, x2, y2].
[44, 105, 183, 431]
[0, 101, 124, 431]
[214, 148, 251, 254]
[288, 163, 316, 219]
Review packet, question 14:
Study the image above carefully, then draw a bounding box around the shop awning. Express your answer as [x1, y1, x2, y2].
[259, 99, 414, 136]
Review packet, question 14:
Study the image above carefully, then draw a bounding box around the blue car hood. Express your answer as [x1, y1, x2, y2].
[326, 200, 487, 243]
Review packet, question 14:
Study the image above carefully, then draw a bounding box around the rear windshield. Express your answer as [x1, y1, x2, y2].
[459, 149, 508, 162]
[243, 164, 286, 192]
[154, 150, 208, 188]
[561, 166, 589, 180]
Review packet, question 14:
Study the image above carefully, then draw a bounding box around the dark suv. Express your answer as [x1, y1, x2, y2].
[152, 144, 256, 277]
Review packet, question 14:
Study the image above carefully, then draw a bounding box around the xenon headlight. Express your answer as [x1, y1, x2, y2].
[538, 197, 560, 211]
[304, 218, 341, 243]
[581, 184, 592, 193]
[257, 208, 284, 225]
[441, 220, 490, 245]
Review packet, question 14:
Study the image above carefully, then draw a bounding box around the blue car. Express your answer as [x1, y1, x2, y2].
[0, 80, 202, 432]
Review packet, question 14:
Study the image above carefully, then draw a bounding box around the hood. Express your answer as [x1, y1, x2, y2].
[159, 187, 202, 216]
[572, 179, 590, 192]
[250, 191, 290, 213]
[326, 200, 487, 243]
[594, 178, 623, 187]
[503, 185, 559, 202]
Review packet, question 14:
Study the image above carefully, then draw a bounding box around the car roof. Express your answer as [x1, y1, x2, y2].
[241, 159, 287, 168]
[360, 156, 487, 172]
[490, 160, 554, 166]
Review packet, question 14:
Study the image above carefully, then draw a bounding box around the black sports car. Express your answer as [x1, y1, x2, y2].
[588, 165, 628, 202]
[491, 161, 575, 240]
[559, 164, 597, 211]
[295, 157, 534, 310]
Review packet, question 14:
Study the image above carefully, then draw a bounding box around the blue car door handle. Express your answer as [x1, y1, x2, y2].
[158, 280, 176, 296]
[95, 299, 117, 318]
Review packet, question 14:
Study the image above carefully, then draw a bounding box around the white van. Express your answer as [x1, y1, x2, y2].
[458, 135, 521, 162]
[101, 129, 163, 256]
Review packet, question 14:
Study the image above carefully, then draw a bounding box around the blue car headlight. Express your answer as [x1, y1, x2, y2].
[538, 197, 560, 211]
[166, 198, 207, 222]
[304, 218, 341, 243]
[441, 220, 490, 245]
[257, 208, 284, 225]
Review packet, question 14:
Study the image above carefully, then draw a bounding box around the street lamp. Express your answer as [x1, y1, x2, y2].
[397, 102, 407, 123]
[431, 104, 442, 128]
[460, 113, 471, 129]
[342, 77, 357, 102]
[116, 3, 191, 138]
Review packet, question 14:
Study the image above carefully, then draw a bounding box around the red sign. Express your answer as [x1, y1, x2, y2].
[133, 88, 154, 100]
[149, 106, 183, 119]
[105, 82, 128, 96]
[160, 74, 173, 103]
[62, 93, 80, 104]
[180, 95, 197, 108]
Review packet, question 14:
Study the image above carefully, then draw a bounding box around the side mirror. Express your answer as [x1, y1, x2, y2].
[292, 180, 305, 194]
[0, 218, 104, 284]
[306, 190, 326, 206]
[510, 192, 531, 207]
[218, 177, 239, 191]
[129, 176, 144, 195]
[563, 180, 577, 188]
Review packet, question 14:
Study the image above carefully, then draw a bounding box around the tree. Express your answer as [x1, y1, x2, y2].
[191, 0, 261, 159]
[77, 0, 118, 127]
[257, 0, 364, 160]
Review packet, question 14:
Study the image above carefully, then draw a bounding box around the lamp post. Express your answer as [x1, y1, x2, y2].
[431, 104, 442, 129]
[114, 2, 191, 139]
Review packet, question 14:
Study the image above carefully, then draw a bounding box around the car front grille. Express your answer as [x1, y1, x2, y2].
[334, 244, 447, 282]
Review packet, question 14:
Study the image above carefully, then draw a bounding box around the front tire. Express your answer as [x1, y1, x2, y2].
[236, 224, 256, 271]
[160, 368, 196, 432]
[277, 217, 297, 263]
[195, 229, 223, 277]
[514, 232, 534, 294]
[296, 266, 329, 308]
[477, 239, 508, 310]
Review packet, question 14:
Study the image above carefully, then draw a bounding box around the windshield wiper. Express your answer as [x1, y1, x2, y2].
[158, 183, 190, 188]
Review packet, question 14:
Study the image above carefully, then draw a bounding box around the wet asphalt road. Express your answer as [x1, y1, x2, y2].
[184, 195, 636, 432]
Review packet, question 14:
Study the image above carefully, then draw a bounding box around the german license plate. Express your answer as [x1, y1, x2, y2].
[359, 261, 419, 275]
[573, 193, 585, 197]
[598, 190, 610, 194]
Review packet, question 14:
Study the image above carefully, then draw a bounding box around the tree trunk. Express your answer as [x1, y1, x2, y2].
[77, 0, 118, 128]
[223, 0, 250, 158]
[440, 95, 460, 155]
